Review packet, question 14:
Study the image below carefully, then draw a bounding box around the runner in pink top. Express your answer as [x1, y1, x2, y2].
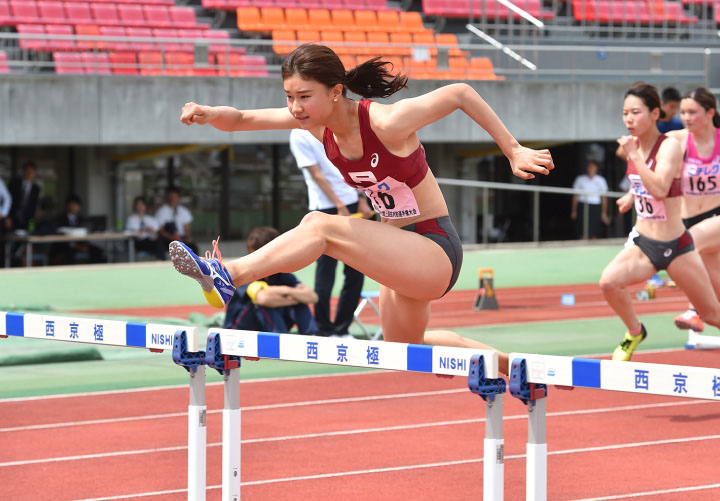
[600, 82, 720, 362]
[176, 43, 555, 375]
[664, 88, 720, 332]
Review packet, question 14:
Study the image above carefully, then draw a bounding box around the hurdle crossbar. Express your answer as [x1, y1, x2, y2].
[509, 352, 720, 501]
[0, 311, 206, 501]
[686, 329, 720, 350]
[207, 328, 503, 501]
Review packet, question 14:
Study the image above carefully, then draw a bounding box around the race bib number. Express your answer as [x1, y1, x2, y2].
[683, 161, 720, 196]
[629, 174, 666, 221]
[362, 176, 420, 219]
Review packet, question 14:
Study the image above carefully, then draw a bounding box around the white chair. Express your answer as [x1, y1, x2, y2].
[353, 290, 382, 340]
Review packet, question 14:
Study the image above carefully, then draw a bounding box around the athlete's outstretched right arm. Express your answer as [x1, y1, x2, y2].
[180, 102, 299, 131]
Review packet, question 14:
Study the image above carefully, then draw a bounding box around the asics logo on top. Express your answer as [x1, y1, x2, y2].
[663, 248, 672, 257]
[370, 153, 379, 168]
[349, 171, 378, 184]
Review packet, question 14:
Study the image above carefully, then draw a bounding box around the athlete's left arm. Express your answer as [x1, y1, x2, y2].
[378, 83, 554, 180]
[621, 135, 683, 200]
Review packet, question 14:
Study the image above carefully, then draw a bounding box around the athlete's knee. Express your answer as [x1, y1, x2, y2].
[599, 273, 620, 293]
[299, 210, 329, 228]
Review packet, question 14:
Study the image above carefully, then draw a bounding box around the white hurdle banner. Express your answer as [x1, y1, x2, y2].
[204, 328, 504, 501]
[0, 311, 207, 501]
[686, 329, 720, 350]
[508, 352, 720, 501]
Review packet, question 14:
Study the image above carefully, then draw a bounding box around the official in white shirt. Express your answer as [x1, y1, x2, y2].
[156, 186, 198, 255]
[571, 160, 610, 239]
[125, 195, 163, 260]
[289, 128, 373, 337]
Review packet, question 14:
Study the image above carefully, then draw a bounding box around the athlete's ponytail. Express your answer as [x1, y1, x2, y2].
[281, 43, 407, 99]
[684, 87, 720, 128]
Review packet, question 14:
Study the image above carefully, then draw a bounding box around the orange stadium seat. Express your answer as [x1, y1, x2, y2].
[331, 9, 356, 30]
[338, 53, 356, 69]
[572, 0, 595, 21]
[45, 24, 75, 51]
[468, 56, 499, 80]
[343, 30, 367, 54]
[64, 2, 93, 26]
[236, 6, 261, 31]
[435, 33, 467, 57]
[82, 51, 111, 74]
[138, 50, 163, 74]
[54, 51, 84, 73]
[308, 9, 333, 30]
[376, 9, 401, 31]
[272, 29, 296, 54]
[412, 31, 438, 56]
[365, 30, 390, 56]
[447, 55, 469, 79]
[353, 10, 378, 30]
[388, 31, 412, 55]
[17, 24, 48, 51]
[399, 11, 427, 33]
[38, 1, 66, 24]
[216, 51, 244, 76]
[109, 51, 138, 74]
[75, 24, 100, 49]
[384, 54, 404, 74]
[259, 7, 285, 29]
[297, 28, 320, 42]
[285, 7, 309, 30]
[320, 29, 346, 53]
[117, 4, 146, 27]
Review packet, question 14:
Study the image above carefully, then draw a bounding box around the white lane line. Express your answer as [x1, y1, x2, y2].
[0, 389, 467, 433]
[571, 482, 720, 500]
[2, 399, 714, 467]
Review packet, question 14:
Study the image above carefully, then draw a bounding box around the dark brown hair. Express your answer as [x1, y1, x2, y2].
[684, 87, 720, 128]
[281, 43, 408, 99]
[247, 226, 279, 253]
[625, 81, 665, 120]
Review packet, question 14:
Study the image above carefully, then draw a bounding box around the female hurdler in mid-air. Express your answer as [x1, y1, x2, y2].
[172, 43, 554, 374]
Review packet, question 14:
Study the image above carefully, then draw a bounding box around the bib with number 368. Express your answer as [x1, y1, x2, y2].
[362, 176, 420, 219]
[629, 174, 667, 221]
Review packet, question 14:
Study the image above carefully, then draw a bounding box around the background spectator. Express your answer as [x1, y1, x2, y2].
[571, 160, 609, 239]
[125, 195, 163, 260]
[657, 87, 684, 133]
[0, 174, 11, 267]
[223, 226, 319, 335]
[289, 128, 373, 337]
[8, 161, 40, 232]
[50, 195, 105, 265]
[156, 186, 198, 256]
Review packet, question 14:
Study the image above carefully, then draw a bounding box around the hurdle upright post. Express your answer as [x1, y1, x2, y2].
[206, 331, 242, 501]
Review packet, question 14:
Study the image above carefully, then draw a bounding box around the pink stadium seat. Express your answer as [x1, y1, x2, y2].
[216, 51, 244, 76]
[10, 1, 42, 24]
[17, 24, 49, 51]
[54, 51, 84, 73]
[137, 50, 163, 74]
[75, 24, 100, 49]
[117, 4, 145, 27]
[193, 54, 217, 76]
[143, 5, 172, 27]
[0, 50, 9, 72]
[82, 51, 111, 73]
[239, 54, 269, 76]
[64, 2, 93, 26]
[571, 0, 595, 21]
[38, 1, 66, 24]
[204, 29, 243, 54]
[152, 28, 186, 52]
[45, 24, 75, 51]
[90, 3, 120, 26]
[0, 1, 11, 26]
[364, 0, 387, 9]
[341, 0, 366, 9]
[170, 6, 203, 29]
[178, 27, 203, 40]
[99, 25, 130, 51]
[126, 26, 155, 50]
[109, 51, 138, 74]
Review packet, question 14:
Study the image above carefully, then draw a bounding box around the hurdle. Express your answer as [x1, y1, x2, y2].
[0, 311, 206, 501]
[685, 329, 720, 350]
[508, 352, 720, 501]
[198, 328, 506, 501]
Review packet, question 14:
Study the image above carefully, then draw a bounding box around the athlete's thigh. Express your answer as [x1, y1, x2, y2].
[378, 285, 430, 344]
[690, 217, 720, 253]
[667, 252, 720, 313]
[323, 216, 453, 300]
[600, 245, 656, 286]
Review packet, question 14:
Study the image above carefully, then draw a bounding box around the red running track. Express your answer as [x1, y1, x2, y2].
[2, 349, 720, 501]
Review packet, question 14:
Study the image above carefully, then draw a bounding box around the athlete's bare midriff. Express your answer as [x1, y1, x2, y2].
[635, 196, 687, 241]
[380, 169, 449, 227]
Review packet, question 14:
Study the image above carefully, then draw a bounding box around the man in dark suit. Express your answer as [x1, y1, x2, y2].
[8, 161, 40, 231]
[50, 195, 105, 265]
